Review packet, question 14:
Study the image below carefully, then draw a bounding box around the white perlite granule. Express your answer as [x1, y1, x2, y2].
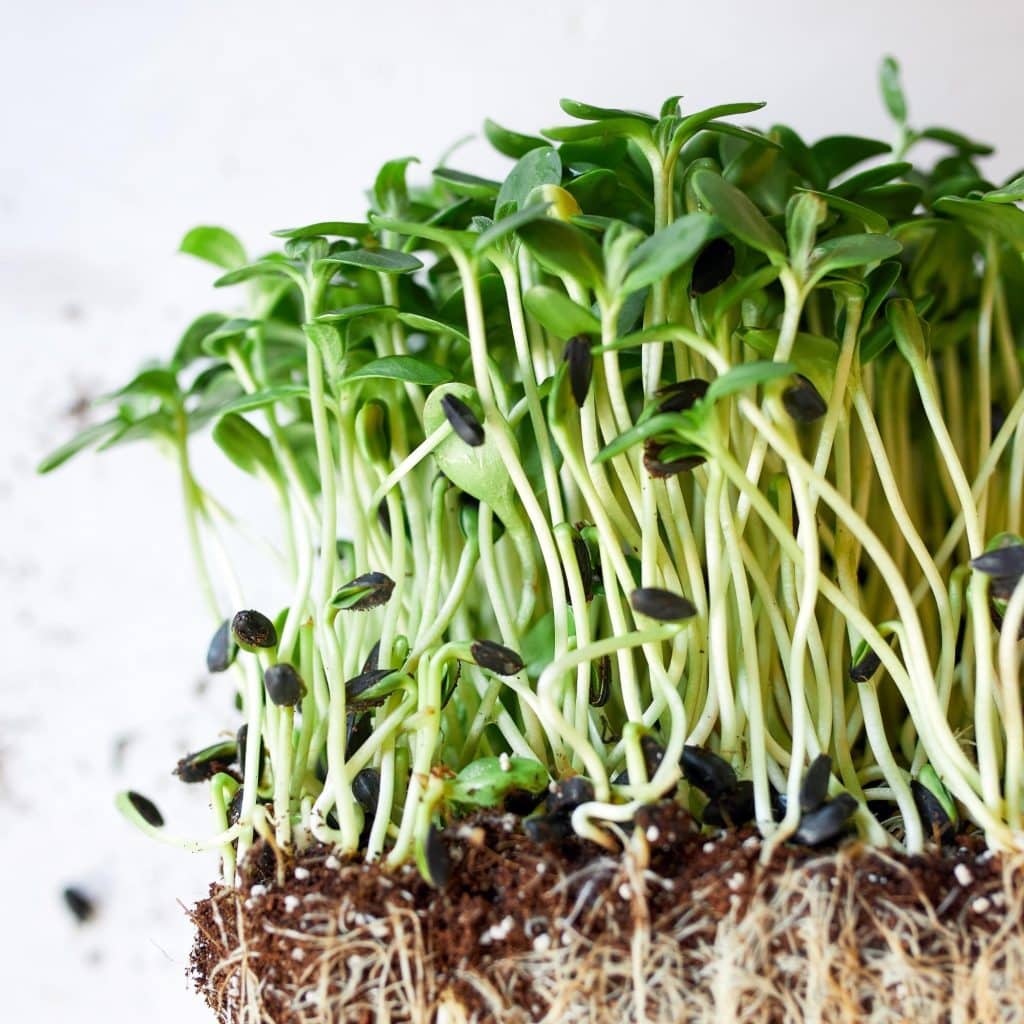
[954, 864, 974, 887]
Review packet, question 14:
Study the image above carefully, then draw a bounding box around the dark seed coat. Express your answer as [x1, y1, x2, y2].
[231, 609, 278, 649]
[63, 886, 96, 923]
[630, 587, 697, 621]
[333, 572, 396, 611]
[643, 439, 706, 477]
[563, 335, 594, 408]
[546, 776, 595, 815]
[206, 619, 237, 672]
[782, 375, 828, 423]
[793, 793, 858, 846]
[800, 754, 832, 813]
[702, 780, 755, 827]
[352, 767, 381, 814]
[524, 812, 575, 844]
[128, 791, 164, 828]
[441, 393, 485, 447]
[174, 740, 238, 783]
[263, 662, 305, 707]
[849, 648, 883, 683]
[424, 825, 452, 887]
[690, 238, 736, 295]
[471, 639, 525, 676]
[911, 779, 956, 844]
[656, 378, 709, 414]
[681, 745, 738, 798]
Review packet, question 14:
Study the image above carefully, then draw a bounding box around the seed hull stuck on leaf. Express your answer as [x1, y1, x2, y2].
[440, 393, 485, 446]
[563, 335, 594, 407]
[128, 791, 164, 827]
[264, 662, 306, 707]
[782, 375, 828, 422]
[331, 572, 396, 611]
[690, 238, 736, 295]
[471, 639, 525, 675]
[231, 610, 278, 650]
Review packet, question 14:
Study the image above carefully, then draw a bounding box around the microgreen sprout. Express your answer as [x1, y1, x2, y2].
[42, 58, 1024, 880]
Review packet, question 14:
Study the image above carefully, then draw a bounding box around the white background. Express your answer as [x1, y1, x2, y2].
[2, 2, 1022, 1020]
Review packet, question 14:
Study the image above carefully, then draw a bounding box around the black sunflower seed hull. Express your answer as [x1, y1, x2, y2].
[782, 374, 828, 423]
[546, 776, 595, 815]
[206, 619, 238, 673]
[656, 378, 710, 414]
[128, 791, 164, 828]
[63, 887, 96, 923]
[681, 745, 738, 798]
[911, 780, 956, 844]
[471, 639, 525, 676]
[525, 812, 575, 844]
[352, 766, 381, 814]
[361, 640, 382, 674]
[970, 544, 1024, 580]
[643, 440, 706, 477]
[424, 825, 453, 887]
[231, 609, 278, 650]
[849, 648, 883, 683]
[630, 587, 696, 621]
[332, 571, 396, 612]
[563, 335, 594, 408]
[504, 787, 546, 816]
[174, 740, 238, 783]
[640, 735, 666, 779]
[690, 238, 736, 296]
[793, 793, 858, 846]
[702, 779, 755, 827]
[263, 662, 306, 707]
[441, 393, 485, 447]
[799, 754, 832, 814]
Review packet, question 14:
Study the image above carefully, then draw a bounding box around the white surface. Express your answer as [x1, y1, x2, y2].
[2, 2, 1023, 1020]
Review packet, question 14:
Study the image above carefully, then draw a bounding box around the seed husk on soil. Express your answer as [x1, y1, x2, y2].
[799, 753, 832, 813]
[423, 824, 452, 887]
[681, 745, 738, 798]
[470, 639, 525, 676]
[231, 610, 278, 650]
[911, 779, 957, 844]
[440, 393, 485, 447]
[794, 793, 858, 846]
[703, 780, 755, 827]
[546, 776, 595, 815]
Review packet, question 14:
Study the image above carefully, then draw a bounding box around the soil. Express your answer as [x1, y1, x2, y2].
[189, 805, 1023, 1023]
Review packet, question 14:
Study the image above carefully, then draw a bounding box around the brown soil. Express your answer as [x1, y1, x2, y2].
[189, 806, 1024, 1023]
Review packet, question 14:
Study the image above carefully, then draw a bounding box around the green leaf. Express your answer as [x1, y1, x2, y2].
[704, 360, 795, 404]
[710, 264, 781, 322]
[702, 121, 780, 152]
[671, 102, 767, 149]
[343, 356, 453, 387]
[806, 234, 903, 285]
[495, 147, 562, 215]
[449, 757, 548, 808]
[180, 226, 246, 270]
[559, 98, 656, 124]
[396, 312, 471, 345]
[373, 156, 418, 217]
[217, 385, 311, 416]
[433, 167, 502, 201]
[984, 173, 1024, 204]
[832, 161, 912, 198]
[785, 192, 828, 273]
[692, 170, 786, 258]
[303, 322, 345, 385]
[473, 201, 551, 254]
[517, 218, 605, 289]
[271, 221, 368, 239]
[862, 260, 903, 327]
[214, 259, 302, 288]
[315, 303, 396, 323]
[108, 367, 180, 405]
[97, 410, 175, 450]
[319, 249, 423, 274]
[171, 312, 229, 369]
[856, 182, 923, 221]
[934, 195, 1024, 249]
[524, 285, 602, 337]
[798, 189, 888, 234]
[811, 136, 891, 185]
[201, 317, 260, 357]
[37, 418, 123, 473]
[595, 410, 698, 464]
[212, 414, 277, 477]
[879, 57, 907, 123]
[620, 212, 717, 294]
[918, 127, 993, 157]
[483, 118, 547, 159]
